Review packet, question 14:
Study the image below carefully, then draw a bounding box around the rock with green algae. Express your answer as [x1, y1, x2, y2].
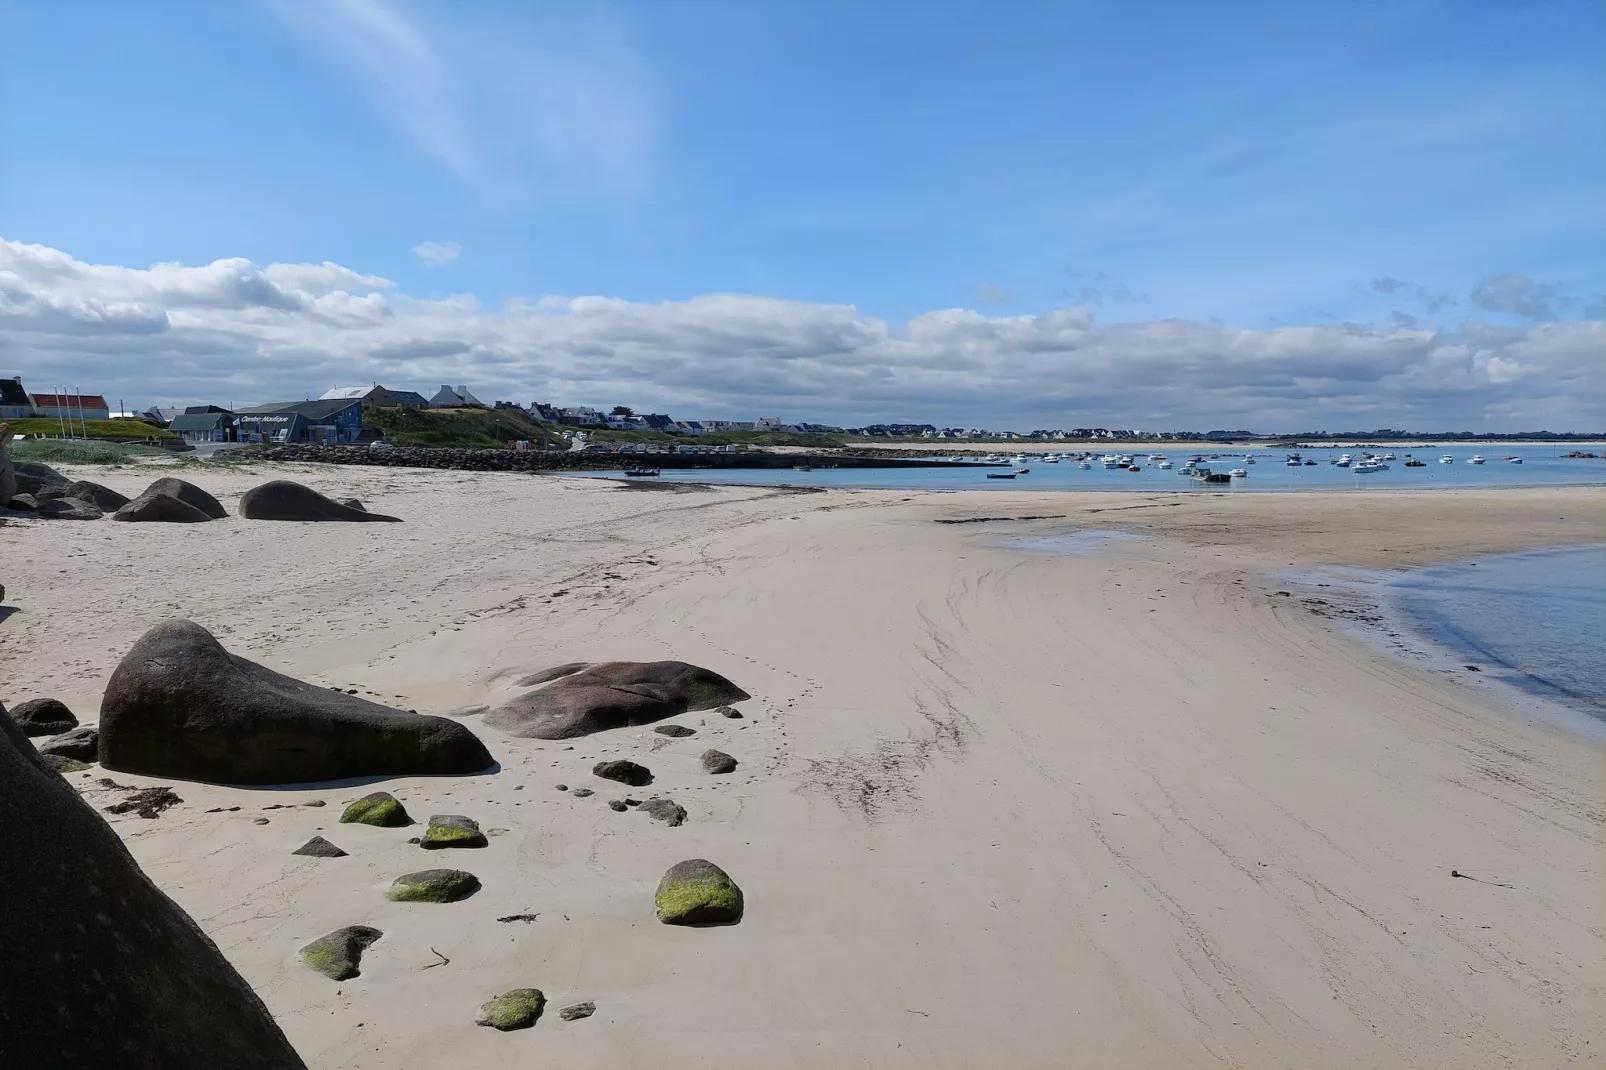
[421, 814, 487, 849]
[340, 791, 411, 827]
[300, 925, 382, 980]
[475, 988, 546, 1031]
[40, 754, 93, 774]
[654, 858, 743, 925]
[385, 868, 480, 903]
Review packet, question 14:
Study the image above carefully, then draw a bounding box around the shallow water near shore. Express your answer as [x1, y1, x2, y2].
[574, 444, 1606, 492]
[1385, 544, 1606, 717]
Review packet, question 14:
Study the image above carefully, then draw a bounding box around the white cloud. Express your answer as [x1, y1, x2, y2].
[2, 237, 1602, 430]
[411, 240, 461, 267]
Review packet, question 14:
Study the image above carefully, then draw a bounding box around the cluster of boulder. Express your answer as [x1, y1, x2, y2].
[3, 458, 400, 524]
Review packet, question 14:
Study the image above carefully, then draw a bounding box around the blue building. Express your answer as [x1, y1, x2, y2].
[234, 398, 365, 444]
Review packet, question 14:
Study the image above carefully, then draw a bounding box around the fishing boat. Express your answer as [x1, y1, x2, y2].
[1468, 455, 1485, 464]
[1333, 454, 1352, 468]
[1353, 459, 1387, 473]
[1156, 460, 1172, 469]
[1439, 455, 1454, 464]
[1303, 460, 1317, 466]
[1244, 456, 1256, 464]
[1014, 467, 1030, 475]
[1101, 455, 1120, 468]
[1229, 468, 1248, 477]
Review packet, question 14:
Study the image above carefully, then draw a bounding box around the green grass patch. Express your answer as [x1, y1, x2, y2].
[362, 405, 559, 448]
[6, 418, 174, 442]
[8, 439, 173, 465]
[589, 428, 845, 449]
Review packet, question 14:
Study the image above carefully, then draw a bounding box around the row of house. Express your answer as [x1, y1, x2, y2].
[0, 377, 114, 422]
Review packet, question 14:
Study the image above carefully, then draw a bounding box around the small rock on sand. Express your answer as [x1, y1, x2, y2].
[570, 787, 594, 798]
[421, 814, 487, 849]
[593, 759, 651, 786]
[607, 799, 628, 811]
[292, 836, 348, 858]
[640, 798, 687, 827]
[300, 925, 382, 980]
[655, 858, 743, 924]
[654, 724, 696, 737]
[340, 791, 412, 827]
[716, 706, 743, 719]
[558, 1001, 596, 1021]
[474, 988, 545, 1031]
[385, 868, 480, 903]
[701, 749, 738, 775]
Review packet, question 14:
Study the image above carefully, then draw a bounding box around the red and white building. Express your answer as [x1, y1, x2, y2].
[30, 392, 111, 422]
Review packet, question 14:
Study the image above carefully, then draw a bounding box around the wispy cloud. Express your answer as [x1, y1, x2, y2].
[267, 0, 655, 196]
[411, 240, 461, 267]
[4, 237, 1602, 430]
[1470, 273, 1558, 320]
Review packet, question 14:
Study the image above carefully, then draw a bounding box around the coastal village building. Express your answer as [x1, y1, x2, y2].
[169, 405, 236, 443]
[1, 376, 36, 419]
[233, 398, 365, 444]
[429, 385, 487, 408]
[558, 406, 603, 426]
[30, 392, 111, 422]
[320, 385, 429, 409]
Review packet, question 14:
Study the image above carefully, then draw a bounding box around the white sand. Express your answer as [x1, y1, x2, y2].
[3, 464, 1603, 1068]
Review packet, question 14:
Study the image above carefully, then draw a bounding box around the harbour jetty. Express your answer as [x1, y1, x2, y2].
[228, 444, 995, 473]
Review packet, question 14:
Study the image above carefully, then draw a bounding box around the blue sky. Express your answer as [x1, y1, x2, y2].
[0, 1, 1601, 428]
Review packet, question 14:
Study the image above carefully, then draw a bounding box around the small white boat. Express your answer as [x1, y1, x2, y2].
[1334, 454, 1352, 468]
[1078, 460, 1091, 470]
[1244, 456, 1256, 464]
[1468, 455, 1485, 464]
[1043, 456, 1060, 463]
[1507, 455, 1523, 464]
[1101, 455, 1120, 468]
[1156, 460, 1172, 469]
[1229, 468, 1248, 477]
[1011, 454, 1028, 465]
[1382, 453, 1396, 460]
[1353, 459, 1388, 473]
[1439, 455, 1454, 464]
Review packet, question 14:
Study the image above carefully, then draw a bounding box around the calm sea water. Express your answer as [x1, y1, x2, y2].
[573, 444, 1606, 493]
[1384, 544, 1606, 718]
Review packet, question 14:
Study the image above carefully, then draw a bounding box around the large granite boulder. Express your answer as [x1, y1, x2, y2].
[239, 481, 400, 522]
[112, 492, 213, 523]
[11, 460, 69, 498]
[0, 705, 308, 1068]
[36, 497, 104, 520]
[99, 620, 494, 785]
[485, 661, 750, 740]
[143, 477, 228, 519]
[8, 697, 78, 737]
[38, 725, 98, 762]
[60, 480, 131, 511]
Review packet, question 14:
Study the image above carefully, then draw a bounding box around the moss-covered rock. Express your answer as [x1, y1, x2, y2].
[474, 988, 545, 1031]
[385, 868, 479, 903]
[655, 858, 743, 925]
[340, 791, 411, 827]
[420, 814, 487, 849]
[39, 754, 93, 775]
[300, 926, 382, 980]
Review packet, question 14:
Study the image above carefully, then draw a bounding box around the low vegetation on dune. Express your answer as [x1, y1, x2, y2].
[588, 427, 845, 449]
[8, 418, 174, 442]
[362, 405, 560, 448]
[8, 439, 174, 465]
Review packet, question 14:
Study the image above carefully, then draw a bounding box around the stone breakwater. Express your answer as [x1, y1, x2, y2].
[228, 445, 991, 472]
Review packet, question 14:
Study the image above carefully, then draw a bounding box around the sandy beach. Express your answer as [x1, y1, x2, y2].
[3, 462, 1603, 1069]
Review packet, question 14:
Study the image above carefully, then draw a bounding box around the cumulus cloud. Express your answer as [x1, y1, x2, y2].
[1470, 273, 1558, 320]
[1, 237, 1602, 430]
[411, 240, 461, 267]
